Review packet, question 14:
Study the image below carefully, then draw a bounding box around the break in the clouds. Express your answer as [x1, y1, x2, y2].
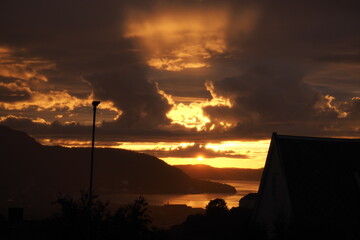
[0, 0, 360, 142]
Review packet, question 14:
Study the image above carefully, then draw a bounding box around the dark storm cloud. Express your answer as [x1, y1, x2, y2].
[231, 1, 360, 59]
[205, 68, 360, 138]
[0, 115, 230, 143]
[0, 117, 90, 139]
[204, 64, 322, 137]
[0, 0, 171, 130]
[202, 0, 360, 138]
[223, 0, 360, 72]
[141, 143, 249, 159]
[0, 85, 31, 102]
[0, 76, 19, 84]
[0, 0, 360, 141]
[86, 68, 171, 129]
[348, 98, 360, 119]
[316, 54, 360, 64]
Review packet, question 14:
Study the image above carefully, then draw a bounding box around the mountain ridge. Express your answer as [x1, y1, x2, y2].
[0, 125, 236, 206]
[174, 164, 263, 181]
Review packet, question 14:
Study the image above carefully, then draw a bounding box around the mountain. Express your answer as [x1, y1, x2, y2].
[0, 126, 236, 206]
[174, 164, 263, 181]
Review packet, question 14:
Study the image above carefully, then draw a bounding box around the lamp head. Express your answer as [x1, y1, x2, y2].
[92, 101, 101, 107]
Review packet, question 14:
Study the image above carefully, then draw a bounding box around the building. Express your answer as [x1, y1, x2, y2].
[252, 133, 360, 239]
[239, 193, 258, 209]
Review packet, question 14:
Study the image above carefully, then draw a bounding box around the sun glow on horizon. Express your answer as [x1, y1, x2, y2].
[38, 138, 270, 169]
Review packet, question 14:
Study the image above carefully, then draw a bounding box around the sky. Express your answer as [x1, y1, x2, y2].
[0, 0, 359, 168]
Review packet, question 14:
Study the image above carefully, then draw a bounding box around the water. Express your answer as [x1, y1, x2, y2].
[2, 180, 259, 220]
[104, 180, 260, 209]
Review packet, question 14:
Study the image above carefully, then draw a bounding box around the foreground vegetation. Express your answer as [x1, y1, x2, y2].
[1, 191, 265, 240]
[6, 191, 357, 240]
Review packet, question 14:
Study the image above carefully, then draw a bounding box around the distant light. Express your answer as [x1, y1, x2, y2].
[197, 156, 204, 162]
[92, 101, 101, 107]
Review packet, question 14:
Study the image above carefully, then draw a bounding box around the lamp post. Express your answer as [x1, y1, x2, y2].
[89, 100, 100, 202]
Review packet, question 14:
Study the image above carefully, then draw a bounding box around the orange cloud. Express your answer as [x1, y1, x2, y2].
[158, 81, 233, 131]
[0, 115, 51, 125]
[124, 4, 260, 71]
[0, 46, 121, 122]
[0, 87, 119, 114]
[0, 46, 53, 82]
[314, 95, 349, 118]
[124, 7, 229, 71]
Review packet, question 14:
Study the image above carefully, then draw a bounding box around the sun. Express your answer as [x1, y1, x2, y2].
[197, 156, 204, 162]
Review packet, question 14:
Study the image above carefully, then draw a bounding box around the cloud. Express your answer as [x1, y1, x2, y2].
[141, 143, 249, 159]
[208, 64, 318, 121]
[197, 0, 360, 138]
[204, 62, 360, 138]
[0, 83, 31, 102]
[0, 0, 360, 142]
[124, 6, 230, 71]
[0, 116, 97, 142]
[86, 68, 171, 129]
[316, 54, 360, 64]
[0, 0, 172, 130]
[158, 81, 232, 131]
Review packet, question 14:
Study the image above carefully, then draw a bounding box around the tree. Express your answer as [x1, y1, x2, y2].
[47, 192, 154, 240]
[108, 196, 152, 239]
[47, 190, 109, 239]
[205, 198, 229, 217]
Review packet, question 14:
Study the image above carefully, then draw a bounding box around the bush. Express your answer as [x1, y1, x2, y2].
[47, 191, 154, 240]
[205, 198, 229, 217]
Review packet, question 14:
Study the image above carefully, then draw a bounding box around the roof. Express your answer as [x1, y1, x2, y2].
[274, 133, 360, 224]
[240, 193, 258, 201]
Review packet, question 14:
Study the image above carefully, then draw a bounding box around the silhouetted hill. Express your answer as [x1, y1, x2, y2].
[0, 126, 235, 207]
[174, 164, 263, 181]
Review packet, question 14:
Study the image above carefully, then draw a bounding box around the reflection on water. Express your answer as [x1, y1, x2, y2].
[104, 180, 259, 209]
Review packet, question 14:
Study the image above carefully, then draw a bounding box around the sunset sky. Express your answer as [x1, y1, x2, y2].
[0, 0, 359, 168]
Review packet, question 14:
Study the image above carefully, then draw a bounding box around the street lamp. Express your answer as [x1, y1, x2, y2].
[89, 100, 100, 202]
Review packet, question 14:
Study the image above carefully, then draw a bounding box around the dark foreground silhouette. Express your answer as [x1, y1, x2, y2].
[46, 192, 161, 240]
[1, 192, 260, 240]
[0, 125, 235, 196]
[1, 192, 168, 240]
[2, 192, 360, 240]
[0, 125, 235, 219]
[253, 133, 360, 240]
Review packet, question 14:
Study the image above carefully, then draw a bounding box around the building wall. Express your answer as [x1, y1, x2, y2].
[253, 140, 292, 238]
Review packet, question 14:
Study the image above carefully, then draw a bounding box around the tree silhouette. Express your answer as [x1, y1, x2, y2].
[46, 191, 109, 239]
[46, 192, 156, 240]
[205, 198, 229, 217]
[108, 196, 152, 240]
[170, 198, 267, 240]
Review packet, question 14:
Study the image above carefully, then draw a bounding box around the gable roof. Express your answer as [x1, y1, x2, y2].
[273, 133, 360, 224]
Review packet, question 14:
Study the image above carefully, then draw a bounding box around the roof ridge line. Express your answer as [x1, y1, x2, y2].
[276, 134, 360, 142]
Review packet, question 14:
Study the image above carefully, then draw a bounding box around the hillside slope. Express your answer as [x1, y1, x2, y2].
[0, 126, 236, 205]
[175, 164, 263, 181]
